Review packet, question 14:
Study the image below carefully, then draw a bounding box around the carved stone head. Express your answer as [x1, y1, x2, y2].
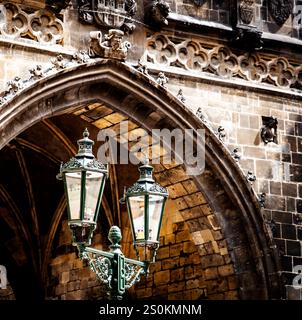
[106, 29, 124, 51]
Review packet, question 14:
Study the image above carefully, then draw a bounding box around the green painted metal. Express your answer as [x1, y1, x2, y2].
[124, 159, 168, 263]
[57, 128, 108, 245]
[58, 131, 168, 299]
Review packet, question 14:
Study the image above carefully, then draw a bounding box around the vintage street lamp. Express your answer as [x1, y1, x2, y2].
[124, 161, 168, 265]
[57, 129, 168, 300]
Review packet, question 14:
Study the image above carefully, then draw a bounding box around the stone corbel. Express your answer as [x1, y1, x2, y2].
[232, 26, 263, 51]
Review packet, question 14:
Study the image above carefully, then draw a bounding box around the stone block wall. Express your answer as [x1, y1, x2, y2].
[167, 0, 230, 25]
[45, 176, 239, 300]
[46, 220, 108, 300]
[0, 1, 302, 300]
[166, 76, 302, 299]
[133, 219, 237, 300]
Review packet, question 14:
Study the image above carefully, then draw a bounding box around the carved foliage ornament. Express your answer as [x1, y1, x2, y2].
[78, 0, 137, 33]
[268, 0, 293, 26]
[143, 34, 302, 90]
[0, 3, 63, 44]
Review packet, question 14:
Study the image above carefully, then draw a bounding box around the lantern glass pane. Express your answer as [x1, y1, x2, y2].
[65, 172, 82, 220]
[84, 171, 104, 222]
[129, 195, 145, 240]
[148, 195, 164, 241]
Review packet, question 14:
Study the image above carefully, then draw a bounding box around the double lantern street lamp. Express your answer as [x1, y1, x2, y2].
[57, 129, 168, 300]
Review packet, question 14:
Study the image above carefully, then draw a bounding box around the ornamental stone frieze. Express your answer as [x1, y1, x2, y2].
[142, 33, 302, 90]
[77, 0, 137, 33]
[0, 2, 64, 44]
[0, 51, 91, 106]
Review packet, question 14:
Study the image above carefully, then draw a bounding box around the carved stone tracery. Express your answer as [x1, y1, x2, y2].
[143, 33, 302, 90]
[0, 3, 64, 44]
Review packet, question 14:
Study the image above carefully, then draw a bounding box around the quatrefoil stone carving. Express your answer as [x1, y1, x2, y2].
[0, 3, 64, 45]
[29, 9, 63, 44]
[0, 3, 28, 38]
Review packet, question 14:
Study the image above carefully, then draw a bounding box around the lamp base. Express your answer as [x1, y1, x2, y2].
[134, 241, 159, 265]
[69, 223, 96, 246]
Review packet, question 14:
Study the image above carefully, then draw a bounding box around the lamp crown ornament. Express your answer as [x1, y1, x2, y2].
[76, 127, 94, 158]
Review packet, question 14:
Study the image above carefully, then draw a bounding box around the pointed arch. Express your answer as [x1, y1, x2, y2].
[0, 59, 282, 299]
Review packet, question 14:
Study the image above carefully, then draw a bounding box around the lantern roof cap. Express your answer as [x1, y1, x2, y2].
[56, 129, 108, 179]
[125, 159, 168, 196]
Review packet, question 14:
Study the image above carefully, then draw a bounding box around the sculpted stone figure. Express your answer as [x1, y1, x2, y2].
[261, 116, 278, 144]
[89, 29, 131, 61]
[144, 0, 170, 29]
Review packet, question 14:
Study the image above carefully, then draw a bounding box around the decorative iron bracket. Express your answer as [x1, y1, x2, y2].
[77, 226, 148, 300]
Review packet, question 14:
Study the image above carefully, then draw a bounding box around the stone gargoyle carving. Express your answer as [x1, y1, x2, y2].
[261, 116, 278, 144]
[144, 0, 170, 30]
[89, 29, 131, 61]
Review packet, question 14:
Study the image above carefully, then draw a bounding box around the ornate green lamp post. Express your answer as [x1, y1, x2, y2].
[57, 129, 168, 300]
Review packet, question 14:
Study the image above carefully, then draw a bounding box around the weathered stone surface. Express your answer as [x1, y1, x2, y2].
[2, 0, 301, 302]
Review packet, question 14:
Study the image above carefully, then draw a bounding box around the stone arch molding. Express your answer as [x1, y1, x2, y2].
[0, 58, 282, 299]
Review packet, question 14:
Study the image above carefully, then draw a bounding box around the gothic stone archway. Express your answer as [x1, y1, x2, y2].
[0, 59, 282, 299]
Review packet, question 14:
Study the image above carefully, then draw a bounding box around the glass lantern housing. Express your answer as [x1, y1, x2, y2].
[125, 160, 168, 263]
[57, 128, 108, 246]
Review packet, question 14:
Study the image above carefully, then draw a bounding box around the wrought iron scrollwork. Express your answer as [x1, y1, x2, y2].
[81, 251, 113, 285]
[124, 263, 144, 289]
